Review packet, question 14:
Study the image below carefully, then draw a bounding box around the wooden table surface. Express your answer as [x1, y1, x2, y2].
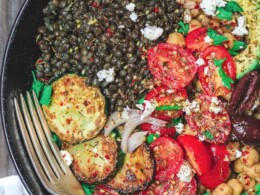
[0, 0, 24, 178]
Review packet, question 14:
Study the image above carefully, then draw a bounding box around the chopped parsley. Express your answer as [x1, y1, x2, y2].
[51, 132, 61, 149]
[255, 183, 260, 195]
[146, 134, 160, 144]
[137, 96, 145, 104]
[229, 40, 247, 56]
[207, 29, 228, 45]
[31, 71, 44, 98]
[213, 58, 234, 89]
[82, 184, 95, 195]
[155, 105, 182, 111]
[216, 1, 243, 21]
[178, 21, 189, 36]
[167, 117, 183, 128]
[225, 1, 243, 13]
[203, 131, 214, 140]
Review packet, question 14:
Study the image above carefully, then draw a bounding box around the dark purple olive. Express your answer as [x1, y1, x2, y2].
[231, 116, 260, 145]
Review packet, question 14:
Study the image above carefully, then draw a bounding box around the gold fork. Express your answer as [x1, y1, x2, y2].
[14, 91, 85, 195]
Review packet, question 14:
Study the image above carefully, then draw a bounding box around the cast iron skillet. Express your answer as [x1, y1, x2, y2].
[0, 0, 50, 194]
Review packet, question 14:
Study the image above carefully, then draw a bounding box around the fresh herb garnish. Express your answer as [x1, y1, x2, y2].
[225, 1, 243, 13]
[216, 7, 233, 20]
[255, 183, 260, 195]
[203, 131, 214, 140]
[214, 58, 234, 89]
[156, 105, 182, 111]
[51, 132, 61, 149]
[40, 85, 52, 106]
[146, 134, 160, 144]
[138, 96, 145, 104]
[31, 71, 44, 98]
[167, 117, 183, 128]
[203, 192, 210, 195]
[241, 193, 249, 195]
[178, 21, 189, 36]
[228, 40, 247, 56]
[207, 29, 228, 45]
[82, 184, 95, 195]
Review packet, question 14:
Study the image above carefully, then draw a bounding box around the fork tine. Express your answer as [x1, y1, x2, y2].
[31, 91, 69, 174]
[26, 91, 66, 177]
[14, 98, 51, 190]
[19, 94, 57, 182]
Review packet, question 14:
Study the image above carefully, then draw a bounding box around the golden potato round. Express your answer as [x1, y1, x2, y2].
[212, 183, 233, 195]
[166, 32, 185, 47]
[234, 159, 247, 173]
[190, 9, 200, 18]
[189, 19, 202, 32]
[237, 173, 256, 190]
[245, 163, 260, 180]
[241, 145, 259, 167]
[226, 142, 240, 161]
[227, 179, 243, 195]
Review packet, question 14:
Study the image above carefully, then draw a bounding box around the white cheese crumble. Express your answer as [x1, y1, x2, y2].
[122, 106, 131, 120]
[141, 25, 164, 41]
[204, 66, 209, 75]
[224, 155, 230, 162]
[198, 135, 206, 141]
[211, 97, 220, 105]
[177, 162, 193, 182]
[60, 150, 73, 167]
[183, 100, 200, 115]
[129, 12, 138, 22]
[196, 58, 205, 66]
[97, 68, 115, 83]
[141, 100, 156, 120]
[166, 89, 174, 94]
[232, 16, 249, 36]
[235, 150, 242, 158]
[204, 35, 212, 44]
[125, 3, 135, 12]
[209, 97, 222, 114]
[175, 123, 184, 134]
[200, 0, 226, 16]
[184, 14, 192, 23]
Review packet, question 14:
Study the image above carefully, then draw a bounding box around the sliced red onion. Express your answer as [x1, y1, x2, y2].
[128, 132, 148, 153]
[104, 109, 142, 136]
[121, 116, 167, 153]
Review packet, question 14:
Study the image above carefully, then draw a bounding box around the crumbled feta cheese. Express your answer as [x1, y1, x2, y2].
[141, 100, 156, 120]
[166, 89, 174, 94]
[235, 150, 242, 158]
[141, 25, 164, 41]
[125, 3, 135, 12]
[204, 66, 209, 75]
[198, 135, 206, 141]
[204, 35, 212, 44]
[200, 0, 226, 16]
[196, 58, 205, 66]
[97, 68, 115, 83]
[135, 104, 144, 110]
[184, 14, 192, 23]
[122, 106, 131, 120]
[93, 147, 98, 153]
[209, 104, 222, 114]
[211, 97, 220, 105]
[129, 12, 138, 22]
[183, 100, 200, 115]
[232, 16, 249, 36]
[177, 162, 193, 182]
[224, 155, 230, 162]
[175, 123, 184, 134]
[118, 25, 125, 29]
[60, 150, 73, 167]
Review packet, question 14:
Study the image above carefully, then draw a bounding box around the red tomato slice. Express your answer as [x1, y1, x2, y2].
[148, 43, 197, 89]
[138, 178, 197, 195]
[140, 123, 176, 137]
[185, 94, 231, 144]
[198, 46, 236, 96]
[145, 85, 187, 121]
[177, 135, 212, 176]
[185, 28, 211, 53]
[93, 185, 119, 195]
[150, 137, 184, 181]
[198, 144, 231, 190]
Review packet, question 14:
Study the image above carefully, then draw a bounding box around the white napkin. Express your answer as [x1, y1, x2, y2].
[0, 175, 28, 195]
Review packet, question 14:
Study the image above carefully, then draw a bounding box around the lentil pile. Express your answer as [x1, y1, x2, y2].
[35, 0, 184, 111]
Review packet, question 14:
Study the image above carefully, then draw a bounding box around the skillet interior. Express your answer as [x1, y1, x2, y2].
[0, 0, 50, 194]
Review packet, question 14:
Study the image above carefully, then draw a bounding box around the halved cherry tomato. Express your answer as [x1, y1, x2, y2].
[140, 123, 176, 137]
[198, 46, 236, 96]
[177, 135, 212, 176]
[93, 185, 119, 195]
[185, 94, 231, 144]
[150, 137, 184, 181]
[145, 85, 187, 121]
[138, 178, 197, 195]
[198, 144, 231, 189]
[148, 43, 197, 89]
[186, 28, 211, 53]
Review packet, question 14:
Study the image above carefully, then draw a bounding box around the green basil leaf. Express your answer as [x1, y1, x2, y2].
[156, 105, 182, 111]
[232, 40, 247, 51]
[203, 131, 214, 140]
[178, 21, 189, 36]
[167, 117, 183, 128]
[51, 132, 61, 149]
[207, 29, 228, 45]
[82, 184, 95, 195]
[255, 183, 260, 191]
[216, 7, 233, 21]
[31, 71, 44, 98]
[138, 96, 145, 104]
[228, 49, 239, 56]
[40, 85, 52, 106]
[225, 1, 243, 13]
[256, 191, 260, 195]
[241, 193, 249, 195]
[146, 134, 160, 144]
[203, 192, 210, 195]
[213, 58, 226, 68]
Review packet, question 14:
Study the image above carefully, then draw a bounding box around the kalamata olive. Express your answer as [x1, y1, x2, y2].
[232, 116, 260, 146]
